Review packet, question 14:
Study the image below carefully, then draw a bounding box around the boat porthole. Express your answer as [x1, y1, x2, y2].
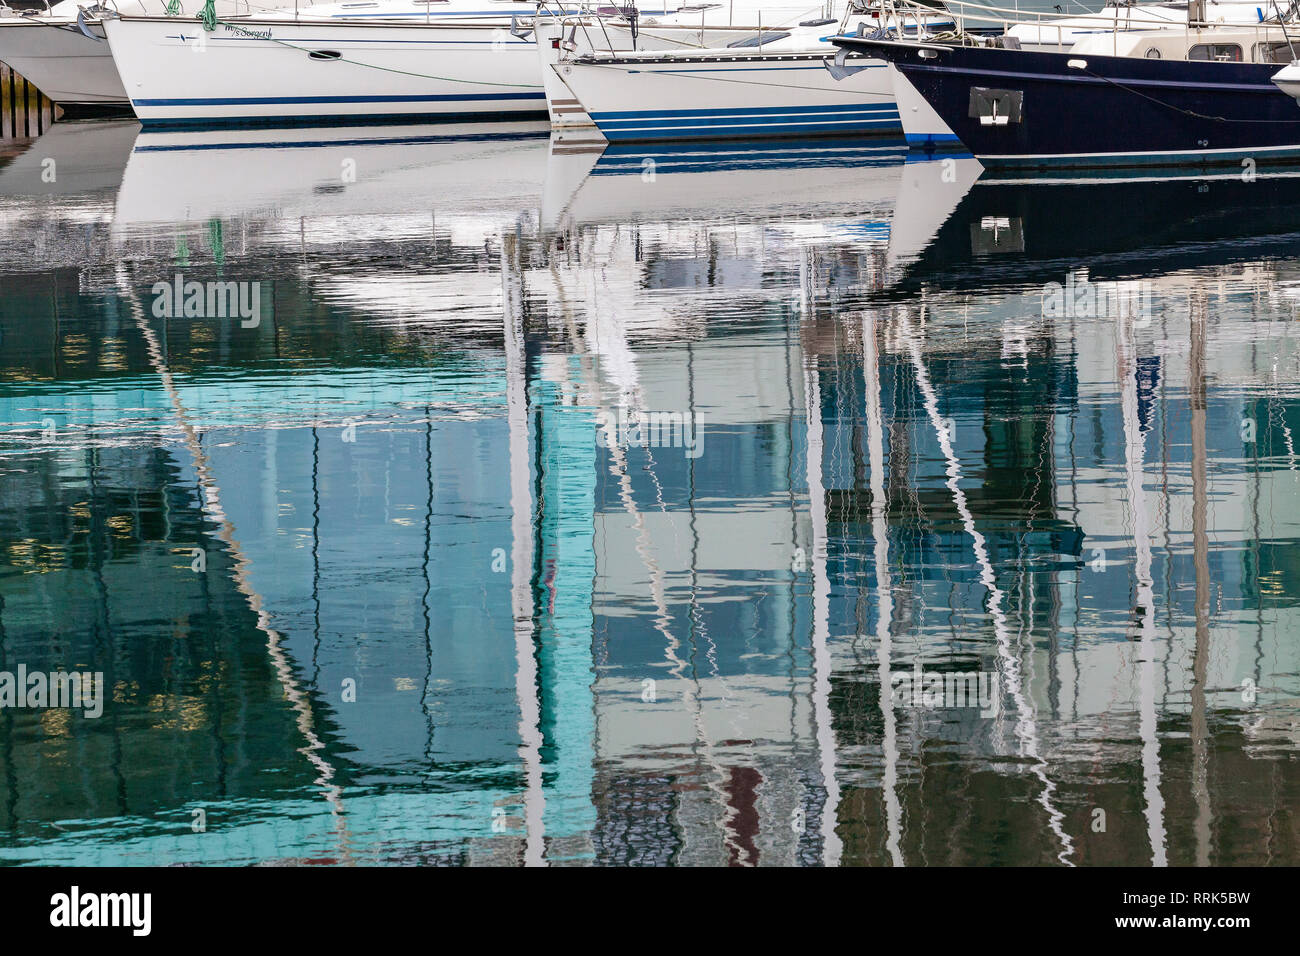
[309, 50, 343, 61]
[1145, 48, 1161, 58]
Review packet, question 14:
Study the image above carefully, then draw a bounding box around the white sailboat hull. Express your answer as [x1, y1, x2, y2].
[556, 48, 899, 142]
[102, 14, 548, 127]
[0, 18, 128, 104]
[535, 17, 851, 130]
[0, 0, 311, 107]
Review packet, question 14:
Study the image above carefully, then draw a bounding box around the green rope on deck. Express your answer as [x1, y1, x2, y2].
[199, 0, 217, 32]
[165, 0, 182, 15]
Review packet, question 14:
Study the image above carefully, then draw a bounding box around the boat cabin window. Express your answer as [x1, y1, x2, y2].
[1254, 41, 1296, 63]
[1188, 43, 1243, 61]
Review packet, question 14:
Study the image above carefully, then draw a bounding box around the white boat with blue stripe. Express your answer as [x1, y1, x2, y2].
[0, 0, 312, 108]
[551, 19, 903, 142]
[98, 0, 692, 128]
[100, 0, 574, 127]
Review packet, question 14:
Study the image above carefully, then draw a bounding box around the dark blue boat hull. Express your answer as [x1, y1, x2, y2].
[835, 38, 1300, 168]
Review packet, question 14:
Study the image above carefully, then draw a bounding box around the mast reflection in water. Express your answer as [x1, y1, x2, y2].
[0, 122, 1298, 866]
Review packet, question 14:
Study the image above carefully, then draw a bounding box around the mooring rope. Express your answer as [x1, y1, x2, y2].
[1081, 64, 1300, 124]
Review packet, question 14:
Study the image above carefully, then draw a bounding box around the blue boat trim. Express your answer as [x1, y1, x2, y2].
[134, 129, 551, 151]
[586, 101, 901, 141]
[134, 92, 546, 106]
[596, 122, 901, 142]
[904, 132, 962, 145]
[135, 109, 548, 130]
[596, 115, 900, 131]
[590, 102, 896, 120]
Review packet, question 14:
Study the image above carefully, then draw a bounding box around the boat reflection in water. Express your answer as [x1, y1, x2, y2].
[887, 159, 1300, 294]
[543, 136, 907, 233]
[1, 123, 1299, 866]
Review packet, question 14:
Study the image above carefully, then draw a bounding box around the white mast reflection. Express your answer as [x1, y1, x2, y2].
[802, 344, 843, 867]
[898, 307, 1075, 866]
[1118, 308, 1167, 867]
[859, 311, 903, 866]
[114, 263, 350, 860]
[1188, 294, 1213, 867]
[503, 235, 547, 867]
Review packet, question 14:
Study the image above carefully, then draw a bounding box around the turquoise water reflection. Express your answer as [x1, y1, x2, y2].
[0, 122, 1298, 865]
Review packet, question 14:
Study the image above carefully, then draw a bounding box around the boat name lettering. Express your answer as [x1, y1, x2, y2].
[224, 24, 273, 39]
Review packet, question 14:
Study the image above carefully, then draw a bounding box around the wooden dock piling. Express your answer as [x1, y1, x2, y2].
[1, 63, 60, 142]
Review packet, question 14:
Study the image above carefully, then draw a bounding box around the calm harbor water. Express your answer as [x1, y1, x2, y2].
[0, 119, 1298, 866]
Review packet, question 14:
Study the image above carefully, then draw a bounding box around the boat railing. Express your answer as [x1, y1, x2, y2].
[536, 0, 739, 55]
[147, 0, 236, 17]
[535, 0, 628, 54]
[534, 0, 855, 55]
[875, 0, 1300, 54]
[532, 0, 1299, 60]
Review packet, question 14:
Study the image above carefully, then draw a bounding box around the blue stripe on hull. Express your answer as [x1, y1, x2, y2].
[136, 129, 552, 151]
[591, 102, 893, 120]
[589, 102, 901, 142]
[904, 132, 962, 147]
[133, 91, 546, 106]
[597, 118, 900, 142]
[136, 108, 547, 131]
